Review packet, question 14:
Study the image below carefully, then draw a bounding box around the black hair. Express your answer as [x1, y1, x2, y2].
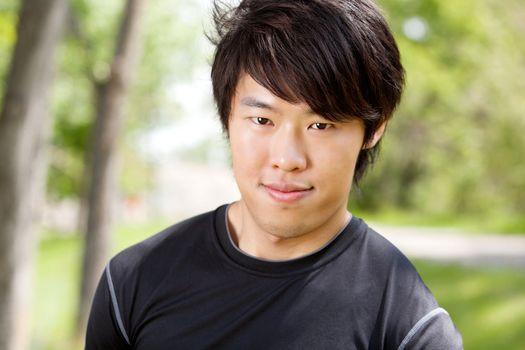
[210, 0, 405, 181]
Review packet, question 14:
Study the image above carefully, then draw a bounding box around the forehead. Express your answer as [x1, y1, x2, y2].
[233, 73, 313, 115]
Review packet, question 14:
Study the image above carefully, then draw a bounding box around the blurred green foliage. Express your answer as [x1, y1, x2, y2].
[1, 0, 206, 201]
[0, 0, 18, 94]
[353, 0, 525, 230]
[46, 0, 206, 200]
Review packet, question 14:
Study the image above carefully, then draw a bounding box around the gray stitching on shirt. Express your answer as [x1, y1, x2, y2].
[106, 263, 131, 345]
[397, 307, 449, 350]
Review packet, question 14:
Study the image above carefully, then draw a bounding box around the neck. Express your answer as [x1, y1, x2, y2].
[227, 201, 351, 261]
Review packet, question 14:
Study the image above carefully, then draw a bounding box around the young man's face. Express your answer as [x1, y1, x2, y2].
[228, 73, 376, 240]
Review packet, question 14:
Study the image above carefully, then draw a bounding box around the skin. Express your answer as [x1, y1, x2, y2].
[227, 73, 385, 260]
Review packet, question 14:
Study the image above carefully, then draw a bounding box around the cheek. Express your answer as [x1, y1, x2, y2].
[229, 130, 266, 181]
[316, 134, 361, 163]
[312, 140, 361, 187]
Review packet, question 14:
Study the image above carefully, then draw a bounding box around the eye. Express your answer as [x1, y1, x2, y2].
[310, 122, 333, 130]
[251, 117, 272, 125]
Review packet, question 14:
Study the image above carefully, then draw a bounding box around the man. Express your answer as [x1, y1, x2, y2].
[86, 0, 463, 349]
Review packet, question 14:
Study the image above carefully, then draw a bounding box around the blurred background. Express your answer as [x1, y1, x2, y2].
[0, 0, 524, 349]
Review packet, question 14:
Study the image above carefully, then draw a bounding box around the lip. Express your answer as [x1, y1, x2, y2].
[262, 182, 314, 203]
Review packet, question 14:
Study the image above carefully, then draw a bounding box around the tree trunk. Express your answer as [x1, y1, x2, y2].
[77, 0, 147, 339]
[0, 0, 67, 349]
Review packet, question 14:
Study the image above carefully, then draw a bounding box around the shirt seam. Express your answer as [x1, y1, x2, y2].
[106, 262, 131, 345]
[397, 307, 449, 350]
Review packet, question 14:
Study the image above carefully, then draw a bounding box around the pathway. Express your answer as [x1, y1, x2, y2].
[371, 224, 525, 269]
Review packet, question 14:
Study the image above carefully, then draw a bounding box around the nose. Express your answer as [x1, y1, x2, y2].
[269, 126, 307, 172]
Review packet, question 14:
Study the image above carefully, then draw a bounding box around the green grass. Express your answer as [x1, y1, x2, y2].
[351, 207, 525, 235]
[31, 220, 525, 349]
[32, 235, 81, 350]
[414, 260, 525, 350]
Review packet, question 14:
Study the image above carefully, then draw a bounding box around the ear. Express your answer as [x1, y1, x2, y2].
[363, 122, 387, 150]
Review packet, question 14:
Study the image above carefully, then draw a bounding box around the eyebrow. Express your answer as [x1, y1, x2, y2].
[240, 96, 316, 115]
[240, 97, 276, 111]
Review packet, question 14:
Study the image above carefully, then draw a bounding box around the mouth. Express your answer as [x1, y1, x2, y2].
[262, 182, 314, 203]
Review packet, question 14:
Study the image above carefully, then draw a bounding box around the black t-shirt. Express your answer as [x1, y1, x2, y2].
[86, 204, 463, 349]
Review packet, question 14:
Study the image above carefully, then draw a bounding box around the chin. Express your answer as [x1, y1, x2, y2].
[257, 216, 312, 240]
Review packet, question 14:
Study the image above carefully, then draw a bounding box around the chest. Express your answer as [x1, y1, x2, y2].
[128, 268, 385, 349]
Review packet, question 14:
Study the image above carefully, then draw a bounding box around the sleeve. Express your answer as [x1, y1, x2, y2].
[375, 246, 463, 349]
[397, 307, 463, 350]
[85, 264, 131, 350]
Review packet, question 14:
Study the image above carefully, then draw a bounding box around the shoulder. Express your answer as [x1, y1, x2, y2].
[94, 207, 223, 345]
[107, 208, 217, 288]
[355, 219, 419, 279]
[355, 220, 463, 348]
[341, 217, 435, 308]
[361, 221, 438, 308]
